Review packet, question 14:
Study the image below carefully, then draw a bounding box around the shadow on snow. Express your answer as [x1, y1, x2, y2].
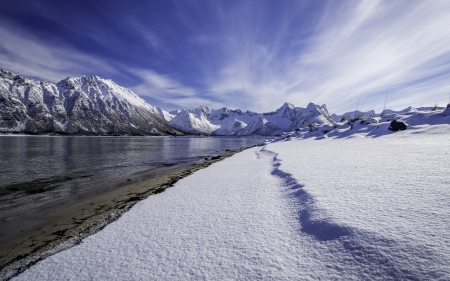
[257, 146, 445, 280]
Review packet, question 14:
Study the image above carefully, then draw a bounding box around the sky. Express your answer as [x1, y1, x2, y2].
[1, 0, 450, 114]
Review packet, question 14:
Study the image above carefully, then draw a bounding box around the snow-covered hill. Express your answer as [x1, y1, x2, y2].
[331, 109, 376, 122]
[165, 102, 336, 136]
[12, 105, 450, 280]
[0, 69, 183, 135]
[330, 106, 449, 122]
[269, 105, 450, 142]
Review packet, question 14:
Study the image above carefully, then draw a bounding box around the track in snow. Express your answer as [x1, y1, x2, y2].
[12, 128, 450, 280]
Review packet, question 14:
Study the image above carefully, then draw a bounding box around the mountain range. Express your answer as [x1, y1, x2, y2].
[0, 69, 337, 136]
[162, 102, 336, 136]
[0, 69, 183, 135]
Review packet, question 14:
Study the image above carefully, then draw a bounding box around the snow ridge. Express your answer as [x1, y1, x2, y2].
[331, 109, 376, 122]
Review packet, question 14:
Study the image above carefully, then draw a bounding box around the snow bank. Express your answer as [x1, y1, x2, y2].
[13, 108, 450, 280]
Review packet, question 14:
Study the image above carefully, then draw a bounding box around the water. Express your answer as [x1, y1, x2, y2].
[0, 135, 265, 241]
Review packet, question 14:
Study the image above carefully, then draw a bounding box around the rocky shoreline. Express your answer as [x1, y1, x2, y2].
[0, 146, 257, 280]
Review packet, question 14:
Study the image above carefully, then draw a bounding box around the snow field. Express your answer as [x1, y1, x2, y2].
[12, 123, 450, 280]
[14, 148, 323, 280]
[267, 126, 450, 279]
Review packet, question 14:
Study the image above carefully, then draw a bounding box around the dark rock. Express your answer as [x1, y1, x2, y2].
[308, 125, 318, 132]
[388, 119, 407, 131]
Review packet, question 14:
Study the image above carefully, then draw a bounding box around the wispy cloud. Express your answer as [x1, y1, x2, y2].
[131, 69, 223, 110]
[291, 0, 450, 112]
[0, 20, 119, 82]
[132, 70, 196, 97]
[2, 0, 450, 114]
[205, 0, 450, 113]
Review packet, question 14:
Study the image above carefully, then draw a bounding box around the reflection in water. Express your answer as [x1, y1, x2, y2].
[0, 135, 265, 244]
[0, 135, 264, 200]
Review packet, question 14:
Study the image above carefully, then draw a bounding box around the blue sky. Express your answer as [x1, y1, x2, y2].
[1, 0, 450, 114]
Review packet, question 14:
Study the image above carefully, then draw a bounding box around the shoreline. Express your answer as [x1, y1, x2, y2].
[0, 146, 257, 280]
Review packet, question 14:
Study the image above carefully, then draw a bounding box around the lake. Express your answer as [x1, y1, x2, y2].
[0, 135, 266, 243]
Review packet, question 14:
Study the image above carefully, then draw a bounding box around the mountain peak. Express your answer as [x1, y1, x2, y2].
[281, 102, 295, 110]
[0, 68, 182, 135]
[196, 105, 212, 115]
[306, 102, 318, 111]
[0, 69, 16, 79]
[168, 102, 336, 136]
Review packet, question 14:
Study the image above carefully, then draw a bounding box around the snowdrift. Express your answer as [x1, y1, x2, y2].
[9, 106, 450, 280]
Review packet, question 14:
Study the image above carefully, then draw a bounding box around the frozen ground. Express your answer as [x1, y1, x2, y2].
[12, 108, 450, 280]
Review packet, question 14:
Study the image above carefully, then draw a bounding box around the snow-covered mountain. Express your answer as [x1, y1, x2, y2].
[0, 69, 338, 136]
[331, 109, 376, 122]
[0, 69, 183, 135]
[164, 102, 336, 136]
[269, 105, 450, 142]
[156, 107, 175, 122]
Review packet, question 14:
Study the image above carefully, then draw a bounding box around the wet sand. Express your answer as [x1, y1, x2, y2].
[0, 146, 255, 279]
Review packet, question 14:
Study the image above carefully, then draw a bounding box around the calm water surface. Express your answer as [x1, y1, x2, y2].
[0, 135, 265, 233]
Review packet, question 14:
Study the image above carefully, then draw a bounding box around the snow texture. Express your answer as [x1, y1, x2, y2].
[13, 108, 450, 280]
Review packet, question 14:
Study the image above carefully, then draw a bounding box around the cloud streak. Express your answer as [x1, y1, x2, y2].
[205, 0, 450, 113]
[131, 69, 225, 110]
[1, 0, 450, 114]
[0, 20, 121, 82]
[293, 0, 450, 112]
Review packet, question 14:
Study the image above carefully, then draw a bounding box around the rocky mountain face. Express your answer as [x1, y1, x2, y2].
[165, 102, 336, 136]
[0, 69, 183, 135]
[0, 69, 336, 136]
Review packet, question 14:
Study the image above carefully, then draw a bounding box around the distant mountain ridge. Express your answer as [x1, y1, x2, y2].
[1, 69, 338, 136]
[160, 102, 336, 136]
[331, 110, 376, 122]
[0, 69, 183, 135]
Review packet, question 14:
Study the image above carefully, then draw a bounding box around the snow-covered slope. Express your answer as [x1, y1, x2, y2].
[166, 102, 336, 136]
[380, 106, 419, 116]
[12, 107, 450, 280]
[331, 109, 376, 122]
[331, 106, 445, 122]
[268, 105, 450, 142]
[169, 109, 219, 135]
[0, 69, 183, 135]
[156, 107, 175, 121]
